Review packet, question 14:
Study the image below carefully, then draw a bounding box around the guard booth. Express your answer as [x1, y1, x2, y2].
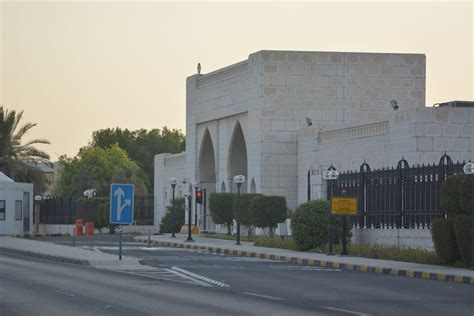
[0, 172, 34, 235]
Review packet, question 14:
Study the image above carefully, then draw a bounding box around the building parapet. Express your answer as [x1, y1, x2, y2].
[197, 60, 248, 87]
[319, 121, 389, 143]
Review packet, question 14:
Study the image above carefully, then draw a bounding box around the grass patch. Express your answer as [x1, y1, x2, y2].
[201, 232, 254, 242]
[253, 236, 443, 266]
[253, 236, 298, 250]
[310, 243, 442, 266]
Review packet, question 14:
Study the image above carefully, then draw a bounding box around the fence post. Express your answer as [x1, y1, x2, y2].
[359, 161, 370, 229]
[397, 157, 408, 228]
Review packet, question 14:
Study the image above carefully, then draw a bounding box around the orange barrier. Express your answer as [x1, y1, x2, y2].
[75, 219, 84, 236]
[85, 221, 94, 236]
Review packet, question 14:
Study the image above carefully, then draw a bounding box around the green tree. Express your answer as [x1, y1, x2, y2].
[0, 106, 50, 193]
[53, 144, 147, 197]
[91, 127, 185, 190]
[159, 197, 185, 233]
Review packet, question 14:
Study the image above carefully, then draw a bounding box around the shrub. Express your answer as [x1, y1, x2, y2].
[431, 218, 459, 264]
[291, 200, 352, 251]
[209, 193, 235, 235]
[159, 197, 185, 233]
[441, 174, 470, 217]
[291, 200, 329, 251]
[453, 215, 472, 266]
[249, 195, 287, 237]
[233, 193, 261, 237]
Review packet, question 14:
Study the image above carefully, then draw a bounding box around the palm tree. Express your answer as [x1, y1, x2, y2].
[0, 106, 51, 193]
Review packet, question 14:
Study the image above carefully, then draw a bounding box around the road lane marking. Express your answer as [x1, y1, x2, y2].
[242, 292, 285, 301]
[170, 266, 229, 287]
[322, 306, 372, 316]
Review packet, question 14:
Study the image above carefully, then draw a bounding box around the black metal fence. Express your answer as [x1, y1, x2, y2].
[327, 154, 468, 229]
[39, 196, 154, 225]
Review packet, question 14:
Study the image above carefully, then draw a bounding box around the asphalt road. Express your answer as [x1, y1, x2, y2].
[4, 235, 472, 316]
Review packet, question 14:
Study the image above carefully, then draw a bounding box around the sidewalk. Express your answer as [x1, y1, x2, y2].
[0, 236, 149, 270]
[135, 234, 474, 285]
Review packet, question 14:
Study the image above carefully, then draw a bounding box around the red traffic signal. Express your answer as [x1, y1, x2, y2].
[196, 190, 203, 204]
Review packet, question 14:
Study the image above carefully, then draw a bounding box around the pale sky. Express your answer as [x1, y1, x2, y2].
[1, 1, 473, 159]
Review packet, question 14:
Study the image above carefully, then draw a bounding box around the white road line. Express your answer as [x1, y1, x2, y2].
[170, 266, 229, 287]
[242, 292, 285, 301]
[322, 306, 372, 316]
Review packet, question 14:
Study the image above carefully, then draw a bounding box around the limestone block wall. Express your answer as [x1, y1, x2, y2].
[257, 50, 425, 210]
[154, 152, 187, 231]
[351, 228, 434, 251]
[297, 107, 474, 205]
[185, 56, 262, 196]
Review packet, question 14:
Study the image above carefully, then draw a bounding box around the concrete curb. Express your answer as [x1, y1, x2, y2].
[0, 247, 89, 266]
[137, 238, 474, 286]
[11, 233, 71, 238]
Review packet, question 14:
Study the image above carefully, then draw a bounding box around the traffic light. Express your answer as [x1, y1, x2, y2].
[196, 190, 203, 204]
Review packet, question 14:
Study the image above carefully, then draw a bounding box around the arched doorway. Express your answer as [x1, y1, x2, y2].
[228, 121, 248, 193]
[198, 128, 216, 230]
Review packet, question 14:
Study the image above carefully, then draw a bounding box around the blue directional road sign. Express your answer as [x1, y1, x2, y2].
[110, 183, 134, 224]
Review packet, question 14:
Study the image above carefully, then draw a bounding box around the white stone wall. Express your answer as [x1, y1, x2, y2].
[352, 228, 434, 251]
[154, 152, 187, 231]
[297, 107, 474, 204]
[258, 51, 425, 209]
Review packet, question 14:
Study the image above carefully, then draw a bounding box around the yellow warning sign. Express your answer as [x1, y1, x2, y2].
[331, 197, 357, 215]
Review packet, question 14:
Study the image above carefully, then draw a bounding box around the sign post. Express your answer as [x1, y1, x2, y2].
[110, 183, 134, 260]
[331, 196, 357, 255]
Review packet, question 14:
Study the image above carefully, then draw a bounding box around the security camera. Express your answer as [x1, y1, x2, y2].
[83, 188, 97, 198]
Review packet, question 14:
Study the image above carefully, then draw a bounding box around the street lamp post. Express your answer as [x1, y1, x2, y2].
[186, 194, 194, 242]
[323, 166, 339, 256]
[194, 182, 199, 226]
[34, 195, 42, 234]
[462, 162, 474, 270]
[169, 178, 177, 238]
[234, 175, 245, 246]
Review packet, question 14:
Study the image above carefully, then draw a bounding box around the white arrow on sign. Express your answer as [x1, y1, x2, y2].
[114, 187, 131, 221]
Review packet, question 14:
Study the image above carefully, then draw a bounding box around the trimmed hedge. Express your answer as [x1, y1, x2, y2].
[459, 176, 472, 215]
[431, 218, 460, 264]
[209, 193, 235, 235]
[440, 173, 470, 217]
[249, 195, 287, 236]
[159, 197, 185, 233]
[453, 215, 472, 266]
[233, 193, 261, 237]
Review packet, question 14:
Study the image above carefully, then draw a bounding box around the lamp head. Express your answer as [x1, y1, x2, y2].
[233, 175, 245, 184]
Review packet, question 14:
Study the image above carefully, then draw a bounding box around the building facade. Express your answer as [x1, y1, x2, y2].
[154, 50, 473, 235]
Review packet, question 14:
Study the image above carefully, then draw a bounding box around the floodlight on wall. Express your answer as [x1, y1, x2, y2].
[390, 100, 399, 111]
[305, 117, 312, 127]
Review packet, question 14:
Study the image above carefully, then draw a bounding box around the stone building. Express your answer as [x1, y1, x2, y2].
[154, 50, 473, 237]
